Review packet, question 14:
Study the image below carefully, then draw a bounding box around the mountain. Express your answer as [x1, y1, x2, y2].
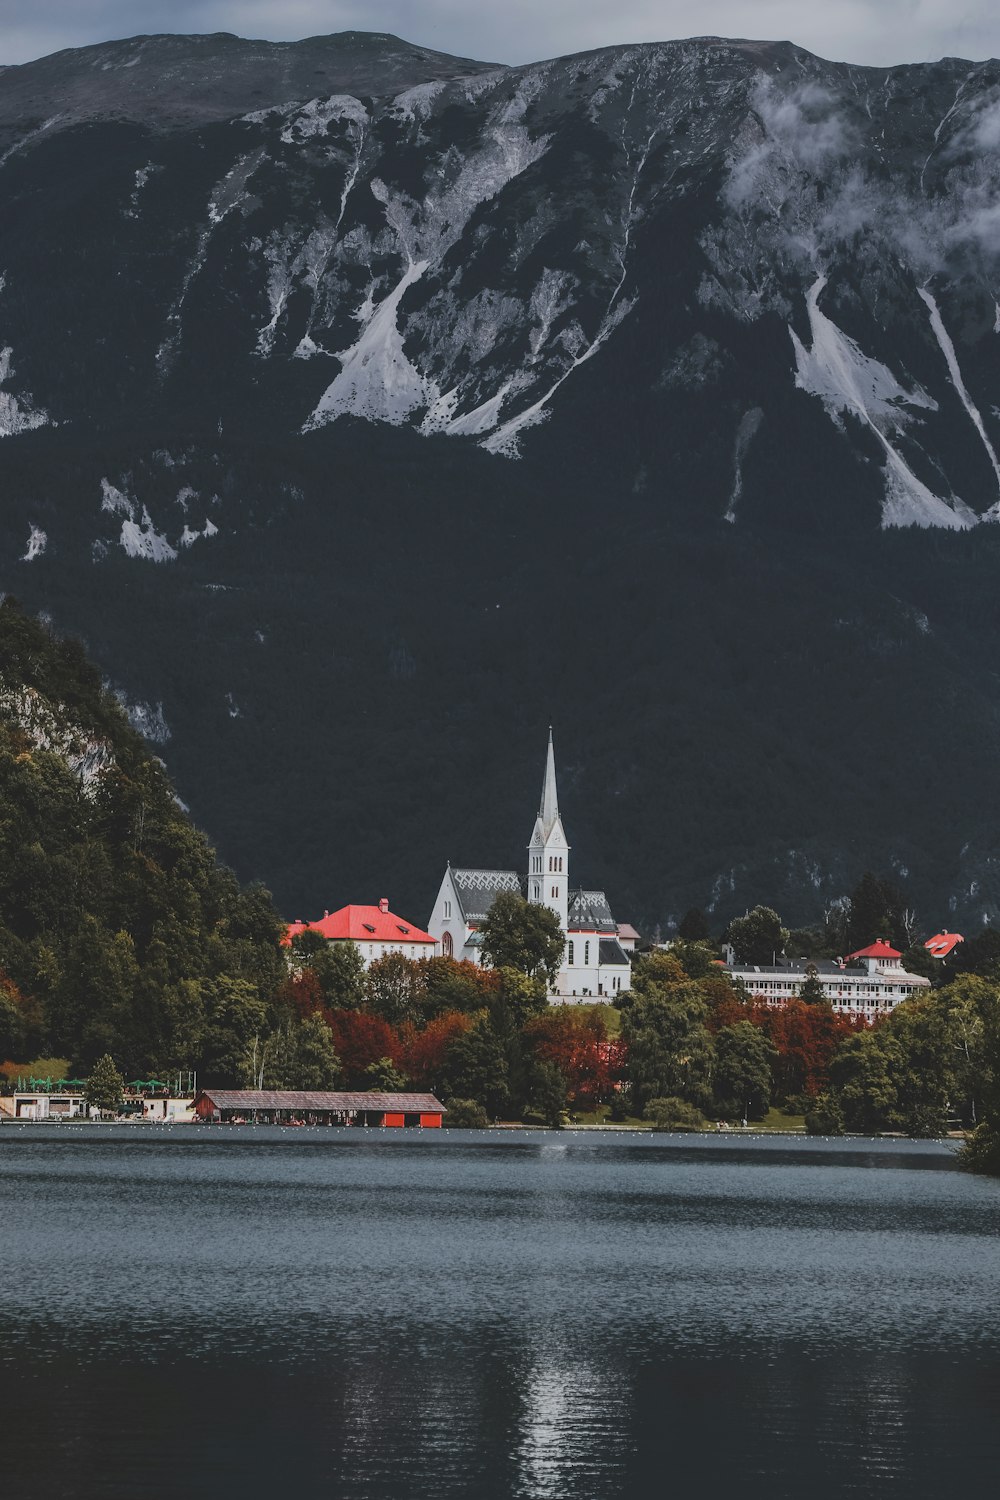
[3, 29, 1000, 934]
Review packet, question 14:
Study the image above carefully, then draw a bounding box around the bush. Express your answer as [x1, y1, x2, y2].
[805, 1093, 845, 1135]
[607, 1087, 631, 1122]
[444, 1097, 488, 1128]
[959, 1122, 1000, 1175]
[644, 1096, 706, 1132]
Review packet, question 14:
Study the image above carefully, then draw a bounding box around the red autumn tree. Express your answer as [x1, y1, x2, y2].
[399, 1010, 474, 1090]
[523, 1007, 623, 1106]
[278, 968, 325, 1019]
[325, 1009, 400, 1085]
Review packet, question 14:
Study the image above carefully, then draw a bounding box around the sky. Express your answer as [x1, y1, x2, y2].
[2, 0, 999, 70]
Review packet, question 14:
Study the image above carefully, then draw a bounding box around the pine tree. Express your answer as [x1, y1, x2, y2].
[85, 1053, 125, 1115]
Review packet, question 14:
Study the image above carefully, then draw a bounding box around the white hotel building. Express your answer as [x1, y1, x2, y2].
[723, 940, 930, 1018]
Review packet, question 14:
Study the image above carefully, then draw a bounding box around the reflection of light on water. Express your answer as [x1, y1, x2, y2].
[515, 1346, 627, 1498]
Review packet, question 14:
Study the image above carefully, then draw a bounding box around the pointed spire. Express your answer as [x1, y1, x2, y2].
[539, 726, 559, 835]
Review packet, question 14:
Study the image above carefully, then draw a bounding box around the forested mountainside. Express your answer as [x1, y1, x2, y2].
[3, 30, 1000, 931]
[0, 597, 290, 1074]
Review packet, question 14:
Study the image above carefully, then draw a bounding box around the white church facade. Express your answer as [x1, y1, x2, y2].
[427, 733, 634, 1002]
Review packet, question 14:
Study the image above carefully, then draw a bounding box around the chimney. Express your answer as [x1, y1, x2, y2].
[379, 897, 389, 913]
[324, 910, 329, 918]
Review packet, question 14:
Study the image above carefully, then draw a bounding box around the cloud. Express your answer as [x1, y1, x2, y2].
[1, 0, 999, 68]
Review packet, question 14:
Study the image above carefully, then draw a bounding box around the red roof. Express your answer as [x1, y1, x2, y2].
[845, 940, 902, 960]
[923, 930, 964, 959]
[284, 900, 435, 948]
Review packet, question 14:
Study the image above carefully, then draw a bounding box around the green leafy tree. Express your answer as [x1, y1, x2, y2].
[480, 892, 565, 986]
[828, 1030, 901, 1133]
[727, 906, 789, 967]
[797, 967, 829, 1006]
[365, 953, 426, 1025]
[805, 1093, 845, 1135]
[441, 1014, 510, 1117]
[363, 1055, 408, 1091]
[299, 937, 367, 1011]
[265, 1014, 342, 1089]
[713, 1021, 777, 1119]
[85, 1052, 125, 1115]
[622, 981, 715, 1112]
[528, 1059, 568, 1127]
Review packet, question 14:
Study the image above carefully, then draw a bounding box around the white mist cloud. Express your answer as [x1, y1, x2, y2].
[1, 0, 999, 67]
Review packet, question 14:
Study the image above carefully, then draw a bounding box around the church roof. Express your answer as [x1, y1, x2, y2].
[598, 938, 631, 966]
[450, 867, 522, 923]
[568, 888, 617, 933]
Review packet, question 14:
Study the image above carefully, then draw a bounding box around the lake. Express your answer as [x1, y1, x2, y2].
[1, 1126, 998, 1499]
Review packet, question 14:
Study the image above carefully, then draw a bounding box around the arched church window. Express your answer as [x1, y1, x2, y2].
[568, 941, 575, 964]
[584, 941, 590, 965]
[442, 931, 453, 958]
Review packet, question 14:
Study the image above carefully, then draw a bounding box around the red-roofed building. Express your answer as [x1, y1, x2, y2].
[845, 940, 903, 966]
[924, 930, 964, 960]
[285, 898, 437, 968]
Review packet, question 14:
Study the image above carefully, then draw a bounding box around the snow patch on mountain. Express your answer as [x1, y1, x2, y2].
[179, 518, 218, 547]
[0, 345, 52, 437]
[280, 95, 367, 144]
[305, 257, 437, 427]
[725, 408, 764, 523]
[918, 285, 1000, 497]
[304, 87, 552, 433]
[120, 509, 178, 562]
[790, 275, 976, 529]
[21, 524, 47, 561]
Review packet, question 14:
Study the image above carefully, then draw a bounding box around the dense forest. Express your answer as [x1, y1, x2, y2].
[1, 599, 998, 1168]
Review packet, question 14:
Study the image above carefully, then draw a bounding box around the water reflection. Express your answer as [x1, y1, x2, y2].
[0, 1129, 998, 1498]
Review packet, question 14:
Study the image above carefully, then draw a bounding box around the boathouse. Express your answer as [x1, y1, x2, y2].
[192, 1090, 446, 1127]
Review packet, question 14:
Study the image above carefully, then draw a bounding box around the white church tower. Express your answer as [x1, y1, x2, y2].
[527, 729, 569, 933]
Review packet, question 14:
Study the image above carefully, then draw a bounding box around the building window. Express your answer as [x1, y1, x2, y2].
[584, 941, 590, 965]
[533, 882, 540, 899]
[568, 941, 575, 965]
[442, 931, 453, 958]
[444, 900, 451, 918]
[552, 886, 558, 899]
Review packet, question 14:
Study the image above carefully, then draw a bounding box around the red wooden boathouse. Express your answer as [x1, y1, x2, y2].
[193, 1089, 445, 1127]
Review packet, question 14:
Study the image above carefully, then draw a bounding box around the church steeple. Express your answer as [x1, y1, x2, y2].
[538, 727, 560, 839]
[527, 728, 569, 933]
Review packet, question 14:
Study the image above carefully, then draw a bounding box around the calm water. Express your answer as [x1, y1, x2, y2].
[1, 1127, 998, 1499]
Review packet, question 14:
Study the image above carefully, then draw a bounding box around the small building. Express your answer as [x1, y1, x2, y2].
[924, 930, 964, 960]
[193, 1090, 446, 1127]
[723, 940, 930, 1017]
[285, 898, 437, 969]
[9, 1092, 88, 1120]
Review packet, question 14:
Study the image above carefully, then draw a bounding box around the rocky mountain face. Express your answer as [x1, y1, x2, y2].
[3, 30, 1000, 934]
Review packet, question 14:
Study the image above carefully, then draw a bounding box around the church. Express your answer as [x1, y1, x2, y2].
[427, 733, 635, 1001]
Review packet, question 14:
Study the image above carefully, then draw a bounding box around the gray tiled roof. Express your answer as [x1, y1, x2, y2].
[598, 938, 631, 966]
[451, 868, 522, 923]
[568, 888, 617, 932]
[196, 1091, 445, 1112]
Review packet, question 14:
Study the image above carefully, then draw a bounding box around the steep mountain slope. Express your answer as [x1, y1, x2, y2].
[3, 31, 1000, 933]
